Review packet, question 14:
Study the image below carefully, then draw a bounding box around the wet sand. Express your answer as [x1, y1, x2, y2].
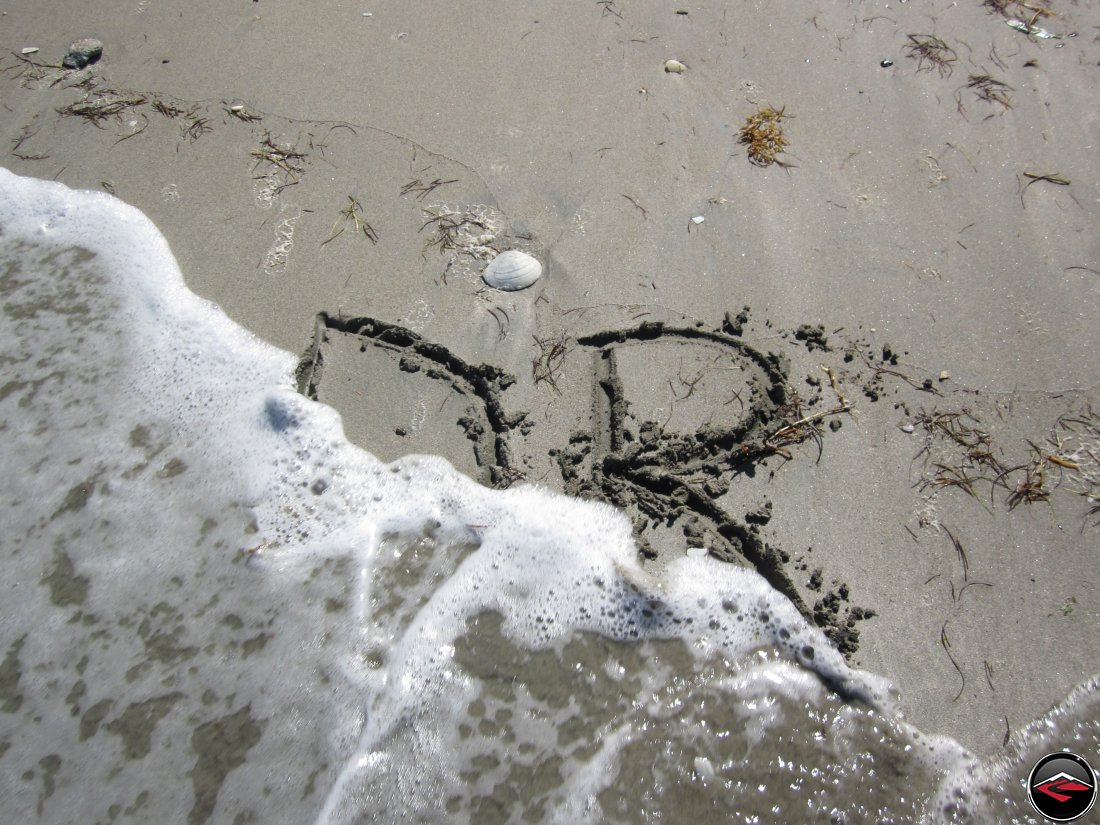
[2, 0, 1098, 758]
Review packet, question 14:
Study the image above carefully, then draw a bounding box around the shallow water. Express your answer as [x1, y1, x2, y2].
[0, 169, 1096, 824]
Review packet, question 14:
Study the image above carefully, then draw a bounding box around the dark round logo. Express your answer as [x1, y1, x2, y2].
[1027, 751, 1097, 822]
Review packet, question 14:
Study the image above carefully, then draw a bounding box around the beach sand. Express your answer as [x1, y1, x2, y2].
[3, 0, 1098, 762]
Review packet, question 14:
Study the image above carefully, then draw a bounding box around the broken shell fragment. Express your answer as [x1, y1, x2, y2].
[938, 370, 951, 382]
[664, 59, 686, 74]
[483, 250, 543, 291]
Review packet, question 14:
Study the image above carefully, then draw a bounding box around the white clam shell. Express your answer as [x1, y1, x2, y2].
[483, 250, 543, 291]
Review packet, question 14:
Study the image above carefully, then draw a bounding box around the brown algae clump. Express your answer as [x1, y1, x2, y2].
[739, 106, 793, 168]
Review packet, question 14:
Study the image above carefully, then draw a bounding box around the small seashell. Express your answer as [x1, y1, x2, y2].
[900, 423, 916, 434]
[483, 250, 542, 291]
[938, 370, 950, 382]
[693, 756, 716, 779]
[664, 59, 686, 74]
[229, 100, 245, 113]
[21, 47, 39, 55]
[691, 215, 705, 224]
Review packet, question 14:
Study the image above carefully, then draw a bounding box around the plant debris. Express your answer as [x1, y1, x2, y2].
[1019, 171, 1071, 207]
[1003, 445, 1051, 510]
[967, 74, 1013, 109]
[532, 332, 572, 393]
[321, 196, 378, 247]
[181, 114, 212, 143]
[10, 121, 48, 161]
[58, 90, 148, 128]
[152, 98, 190, 119]
[914, 408, 1002, 509]
[738, 106, 793, 168]
[400, 177, 459, 201]
[250, 133, 308, 194]
[981, 0, 1053, 19]
[908, 406, 1100, 520]
[762, 396, 853, 463]
[904, 34, 957, 78]
[419, 208, 497, 261]
[225, 103, 262, 123]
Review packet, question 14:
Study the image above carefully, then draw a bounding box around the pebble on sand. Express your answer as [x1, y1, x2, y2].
[62, 38, 104, 70]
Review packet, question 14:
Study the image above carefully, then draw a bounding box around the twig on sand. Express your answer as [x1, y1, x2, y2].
[763, 399, 854, 462]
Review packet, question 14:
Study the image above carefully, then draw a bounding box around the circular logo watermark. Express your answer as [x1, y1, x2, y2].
[1027, 751, 1097, 822]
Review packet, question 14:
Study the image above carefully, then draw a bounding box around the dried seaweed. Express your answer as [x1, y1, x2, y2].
[250, 134, 308, 193]
[967, 74, 1013, 109]
[1004, 446, 1051, 510]
[152, 98, 190, 119]
[762, 393, 853, 462]
[11, 122, 48, 161]
[400, 177, 459, 201]
[982, 0, 1054, 18]
[181, 115, 212, 143]
[419, 208, 496, 259]
[597, 0, 623, 20]
[738, 106, 793, 168]
[914, 409, 1002, 512]
[1019, 171, 1070, 207]
[940, 620, 966, 702]
[321, 196, 378, 247]
[910, 407, 1100, 516]
[905, 34, 957, 78]
[532, 332, 572, 393]
[58, 91, 148, 127]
